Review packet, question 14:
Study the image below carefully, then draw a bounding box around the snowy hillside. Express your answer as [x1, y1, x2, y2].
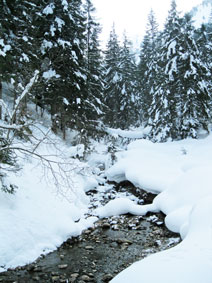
[0, 99, 99, 271]
[191, 0, 212, 27]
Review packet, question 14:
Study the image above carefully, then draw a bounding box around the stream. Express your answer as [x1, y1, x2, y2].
[0, 182, 180, 283]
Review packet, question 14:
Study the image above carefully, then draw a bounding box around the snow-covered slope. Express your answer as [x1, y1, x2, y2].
[0, 110, 98, 271]
[191, 0, 212, 27]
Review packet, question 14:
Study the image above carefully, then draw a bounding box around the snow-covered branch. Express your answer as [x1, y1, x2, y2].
[10, 70, 39, 125]
[0, 121, 31, 131]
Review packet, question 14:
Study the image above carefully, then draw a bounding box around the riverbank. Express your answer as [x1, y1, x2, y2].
[0, 183, 180, 283]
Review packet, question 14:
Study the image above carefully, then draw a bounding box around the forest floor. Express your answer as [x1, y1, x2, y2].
[0, 182, 180, 283]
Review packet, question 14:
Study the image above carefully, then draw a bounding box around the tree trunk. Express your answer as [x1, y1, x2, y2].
[60, 108, 66, 140]
[51, 103, 58, 134]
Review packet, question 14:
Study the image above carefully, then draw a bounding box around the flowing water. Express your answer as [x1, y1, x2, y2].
[0, 182, 180, 283]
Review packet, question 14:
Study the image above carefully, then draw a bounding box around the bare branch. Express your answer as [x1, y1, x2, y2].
[0, 70, 93, 202]
[32, 128, 51, 153]
[0, 121, 31, 131]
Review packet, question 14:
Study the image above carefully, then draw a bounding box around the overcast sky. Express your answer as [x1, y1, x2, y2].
[92, 0, 203, 47]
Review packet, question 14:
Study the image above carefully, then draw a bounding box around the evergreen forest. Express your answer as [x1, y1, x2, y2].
[1, 0, 212, 144]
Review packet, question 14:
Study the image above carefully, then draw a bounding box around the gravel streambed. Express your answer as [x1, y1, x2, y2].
[0, 182, 181, 283]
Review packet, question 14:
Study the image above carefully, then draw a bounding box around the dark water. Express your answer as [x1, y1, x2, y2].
[0, 183, 180, 283]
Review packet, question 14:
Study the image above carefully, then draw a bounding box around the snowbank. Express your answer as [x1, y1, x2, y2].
[0, 129, 98, 272]
[111, 196, 212, 283]
[94, 134, 212, 283]
[106, 126, 151, 139]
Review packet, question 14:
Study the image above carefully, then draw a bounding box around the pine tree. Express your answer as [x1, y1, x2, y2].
[137, 9, 160, 125]
[83, 0, 105, 135]
[0, 0, 14, 88]
[34, 0, 87, 138]
[0, 1, 39, 185]
[118, 33, 138, 128]
[148, 0, 182, 141]
[148, 1, 211, 141]
[104, 25, 139, 129]
[103, 25, 123, 128]
[0, 0, 39, 119]
[204, 12, 212, 111]
[198, 12, 212, 97]
[178, 14, 211, 138]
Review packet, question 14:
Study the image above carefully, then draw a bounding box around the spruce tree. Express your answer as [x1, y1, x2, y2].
[104, 26, 138, 129]
[118, 33, 138, 128]
[83, 0, 105, 135]
[103, 25, 122, 128]
[0, 0, 39, 185]
[198, 13, 212, 98]
[178, 14, 211, 138]
[148, 1, 211, 141]
[35, 0, 87, 138]
[0, 0, 39, 119]
[137, 9, 160, 125]
[0, 0, 14, 87]
[148, 0, 182, 141]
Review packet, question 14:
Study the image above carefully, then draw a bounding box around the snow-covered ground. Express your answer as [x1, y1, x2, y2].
[93, 130, 212, 282]
[0, 86, 99, 272]
[0, 119, 98, 272]
[1, 119, 212, 283]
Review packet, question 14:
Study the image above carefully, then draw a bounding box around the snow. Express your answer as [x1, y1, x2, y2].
[184, 54, 197, 78]
[62, 0, 68, 11]
[106, 126, 151, 139]
[73, 38, 80, 46]
[74, 71, 87, 80]
[2, 102, 212, 282]
[12, 71, 39, 120]
[113, 72, 119, 83]
[0, 39, 11, 57]
[166, 55, 177, 81]
[63, 97, 69, 106]
[167, 39, 176, 58]
[58, 39, 71, 48]
[0, 163, 86, 270]
[50, 24, 56, 36]
[42, 40, 53, 51]
[111, 197, 212, 283]
[198, 79, 207, 91]
[42, 68, 60, 80]
[55, 17, 65, 30]
[69, 143, 85, 158]
[72, 50, 78, 61]
[106, 139, 183, 193]
[43, 3, 55, 15]
[93, 134, 212, 283]
[22, 36, 28, 42]
[0, 119, 98, 272]
[95, 197, 151, 218]
[21, 53, 29, 62]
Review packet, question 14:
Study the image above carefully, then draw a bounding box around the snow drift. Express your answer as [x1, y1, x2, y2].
[94, 133, 212, 283]
[0, 126, 98, 272]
